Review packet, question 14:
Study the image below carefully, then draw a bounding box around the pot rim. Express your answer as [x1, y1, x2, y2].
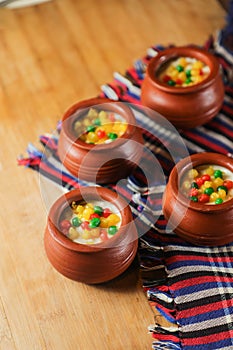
[147, 46, 221, 94]
[61, 97, 137, 151]
[47, 186, 135, 253]
[170, 152, 233, 212]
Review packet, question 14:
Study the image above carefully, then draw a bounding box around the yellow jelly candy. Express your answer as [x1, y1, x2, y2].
[178, 71, 186, 81]
[74, 121, 82, 132]
[188, 169, 199, 179]
[99, 110, 108, 121]
[81, 230, 91, 240]
[86, 132, 98, 143]
[107, 213, 121, 226]
[90, 228, 101, 238]
[191, 68, 200, 77]
[87, 108, 98, 118]
[213, 177, 224, 188]
[182, 181, 191, 191]
[75, 205, 84, 215]
[194, 76, 204, 84]
[102, 123, 113, 134]
[210, 192, 219, 202]
[83, 119, 91, 127]
[192, 60, 204, 69]
[85, 202, 94, 209]
[202, 181, 213, 189]
[205, 166, 214, 176]
[169, 69, 179, 79]
[100, 217, 109, 228]
[68, 227, 79, 240]
[178, 57, 187, 67]
[82, 207, 94, 220]
[218, 189, 227, 200]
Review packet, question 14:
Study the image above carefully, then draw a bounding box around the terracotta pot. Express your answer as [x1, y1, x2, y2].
[44, 187, 138, 284]
[141, 47, 224, 129]
[58, 98, 144, 184]
[162, 153, 233, 246]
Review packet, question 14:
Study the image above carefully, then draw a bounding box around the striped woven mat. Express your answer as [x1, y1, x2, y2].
[19, 34, 233, 349]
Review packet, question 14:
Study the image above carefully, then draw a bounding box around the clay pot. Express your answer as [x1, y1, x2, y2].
[44, 186, 138, 284]
[141, 46, 224, 129]
[162, 153, 233, 246]
[58, 98, 144, 184]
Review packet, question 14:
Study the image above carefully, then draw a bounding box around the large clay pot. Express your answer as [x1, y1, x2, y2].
[141, 46, 224, 129]
[162, 153, 233, 246]
[44, 187, 138, 284]
[58, 98, 144, 184]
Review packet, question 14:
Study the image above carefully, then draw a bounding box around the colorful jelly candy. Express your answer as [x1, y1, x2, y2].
[182, 165, 233, 205]
[74, 108, 127, 144]
[158, 57, 210, 87]
[59, 201, 121, 244]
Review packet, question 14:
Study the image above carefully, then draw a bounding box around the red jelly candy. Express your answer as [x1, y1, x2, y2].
[189, 188, 199, 197]
[198, 194, 210, 203]
[223, 180, 233, 190]
[100, 229, 108, 241]
[61, 228, 69, 236]
[108, 113, 116, 122]
[175, 78, 183, 85]
[102, 208, 111, 218]
[97, 129, 106, 139]
[90, 213, 100, 219]
[81, 221, 91, 230]
[201, 174, 211, 182]
[195, 177, 204, 187]
[60, 220, 71, 230]
[163, 74, 171, 83]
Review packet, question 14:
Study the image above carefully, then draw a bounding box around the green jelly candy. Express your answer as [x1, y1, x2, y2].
[186, 70, 191, 78]
[215, 198, 223, 205]
[185, 77, 192, 84]
[168, 79, 176, 86]
[176, 65, 184, 72]
[108, 132, 118, 140]
[86, 125, 96, 133]
[89, 217, 101, 228]
[214, 169, 223, 178]
[190, 196, 198, 202]
[94, 118, 101, 126]
[191, 182, 199, 189]
[94, 205, 103, 215]
[204, 187, 214, 196]
[108, 226, 118, 235]
[72, 216, 81, 227]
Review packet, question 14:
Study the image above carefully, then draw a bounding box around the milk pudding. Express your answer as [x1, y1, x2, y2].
[73, 108, 127, 144]
[158, 56, 210, 87]
[181, 164, 233, 205]
[59, 200, 122, 244]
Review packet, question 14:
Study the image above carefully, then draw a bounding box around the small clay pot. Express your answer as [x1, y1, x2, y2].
[162, 153, 233, 246]
[44, 187, 138, 284]
[58, 98, 144, 184]
[141, 46, 224, 129]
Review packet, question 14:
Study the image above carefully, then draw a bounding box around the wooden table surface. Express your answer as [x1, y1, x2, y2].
[0, 1, 226, 349]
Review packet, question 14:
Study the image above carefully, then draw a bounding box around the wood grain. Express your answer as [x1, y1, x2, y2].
[0, 1, 226, 349]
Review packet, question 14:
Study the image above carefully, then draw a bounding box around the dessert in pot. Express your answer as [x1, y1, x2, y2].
[181, 165, 233, 205]
[58, 98, 144, 184]
[44, 187, 139, 283]
[141, 46, 224, 129]
[158, 56, 210, 87]
[59, 200, 122, 245]
[162, 153, 233, 246]
[74, 107, 127, 144]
